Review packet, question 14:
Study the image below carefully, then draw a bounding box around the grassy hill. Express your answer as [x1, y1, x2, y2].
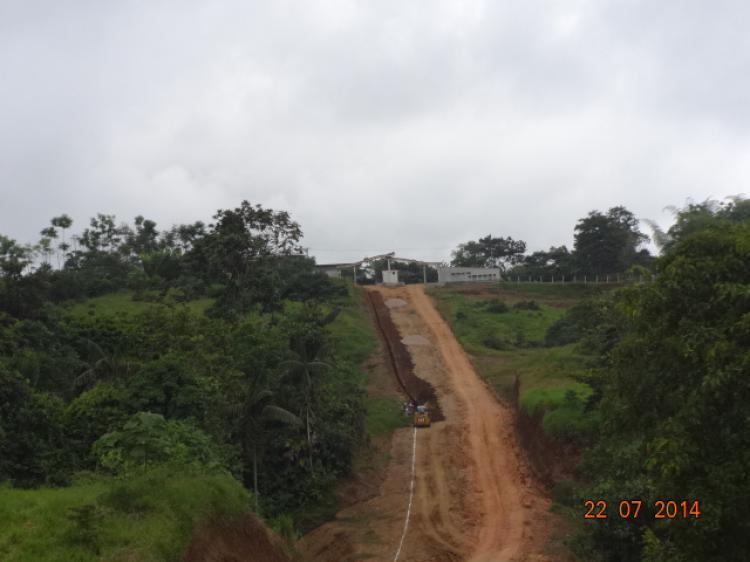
[0, 470, 250, 562]
[1, 279, 399, 558]
[429, 282, 613, 439]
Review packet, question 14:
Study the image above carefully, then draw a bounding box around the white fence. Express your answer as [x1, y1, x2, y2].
[501, 273, 655, 284]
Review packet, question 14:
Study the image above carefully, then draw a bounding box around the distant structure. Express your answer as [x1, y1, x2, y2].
[318, 263, 355, 279]
[382, 269, 399, 284]
[437, 266, 501, 283]
[316, 252, 441, 284]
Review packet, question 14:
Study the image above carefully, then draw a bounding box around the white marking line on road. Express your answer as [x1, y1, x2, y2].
[393, 425, 418, 562]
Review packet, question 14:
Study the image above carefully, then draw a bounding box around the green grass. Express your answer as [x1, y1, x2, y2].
[520, 384, 592, 416]
[429, 286, 570, 355]
[491, 281, 611, 300]
[67, 291, 213, 318]
[472, 345, 589, 398]
[0, 469, 250, 562]
[365, 397, 409, 438]
[328, 285, 378, 366]
[429, 283, 602, 440]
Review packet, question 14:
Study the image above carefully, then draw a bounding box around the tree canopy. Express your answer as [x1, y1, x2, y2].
[451, 235, 526, 270]
[575, 200, 750, 560]
[573, 206, 650, 275]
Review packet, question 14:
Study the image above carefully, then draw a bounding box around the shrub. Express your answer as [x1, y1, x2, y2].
[512, 300, 540, 311]
[482, 334, 508, 350]
[545, 298, 606, 346]
[484, 300, 509, 313]
[65, 503, 101, 554]
[552, 479, 580, 506]
[93, 412, 225, 474]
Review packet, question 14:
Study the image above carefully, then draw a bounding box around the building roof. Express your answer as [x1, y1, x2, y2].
[317, 252, 442, 269]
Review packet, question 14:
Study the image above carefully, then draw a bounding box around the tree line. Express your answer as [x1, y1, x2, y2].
[451, 205, 653, 278]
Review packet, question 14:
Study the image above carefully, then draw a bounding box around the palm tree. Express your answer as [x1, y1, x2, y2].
[281, 336, 330, 471]
[234, 379, 300, 510]
[51, 215, 73, 262]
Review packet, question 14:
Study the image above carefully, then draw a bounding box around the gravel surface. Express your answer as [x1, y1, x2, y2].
[401, 334, 430, 346]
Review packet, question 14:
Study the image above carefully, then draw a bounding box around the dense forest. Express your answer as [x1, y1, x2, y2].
[0, 200, 370, 540]
[546, 198, 750, 560]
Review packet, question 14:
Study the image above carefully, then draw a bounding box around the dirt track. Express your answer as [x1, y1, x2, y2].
[300, 285, 559, 562]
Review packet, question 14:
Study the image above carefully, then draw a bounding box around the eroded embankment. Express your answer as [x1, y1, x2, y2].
[505, 379, 580, 490]
[183, 514, 292, 562]
[367, 290, 444, 422]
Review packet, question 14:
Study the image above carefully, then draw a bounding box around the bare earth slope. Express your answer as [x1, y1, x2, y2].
[300, 285, 559, 562]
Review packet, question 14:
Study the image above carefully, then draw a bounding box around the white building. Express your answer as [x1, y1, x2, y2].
[317, 263, 355, 278]
[437, 267, 501, 283]
[382, 269, 400, 284]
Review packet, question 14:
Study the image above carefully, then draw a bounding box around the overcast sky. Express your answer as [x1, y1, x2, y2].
[2, 0, 749, 264]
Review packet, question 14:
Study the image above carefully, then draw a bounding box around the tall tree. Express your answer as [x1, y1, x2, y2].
[51, 214, 73, 266]
[233, 377, 300, 507]
[125, 216, 160, 258]
[79, 214, 125, 254]
[192, 201, 303, 313]
[281, 336, 329, 472]
[573, 206, 649, 275]
[645, 196, 750, 253]
[39, 227, 58, 266]
[451, 235, 526, 270]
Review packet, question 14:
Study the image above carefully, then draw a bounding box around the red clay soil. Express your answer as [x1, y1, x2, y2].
[367, 290, 444, 422]
[183, 514, 292, 562]
[516, 407, 579, 489]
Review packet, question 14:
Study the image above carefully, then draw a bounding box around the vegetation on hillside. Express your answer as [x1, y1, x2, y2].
[0, 470, 249, 562]
[452, 205, 653, 278]
[0, 201, 382, 558]
[429, 282, 604, 442]
[571, 198, 750, 560]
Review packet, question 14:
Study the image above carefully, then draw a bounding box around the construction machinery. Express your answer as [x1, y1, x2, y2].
[413, 404, 431, 428]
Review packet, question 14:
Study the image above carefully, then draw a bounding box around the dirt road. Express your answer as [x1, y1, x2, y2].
[300, 285, 559, 562]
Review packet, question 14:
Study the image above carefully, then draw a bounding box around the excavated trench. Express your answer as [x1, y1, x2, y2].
[367, 290, 444, 422]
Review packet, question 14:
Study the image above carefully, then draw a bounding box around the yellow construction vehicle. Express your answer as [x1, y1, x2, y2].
[413, 404, 431, 428]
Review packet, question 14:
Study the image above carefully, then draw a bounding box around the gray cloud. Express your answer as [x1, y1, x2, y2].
[2, 0, 749, 263]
